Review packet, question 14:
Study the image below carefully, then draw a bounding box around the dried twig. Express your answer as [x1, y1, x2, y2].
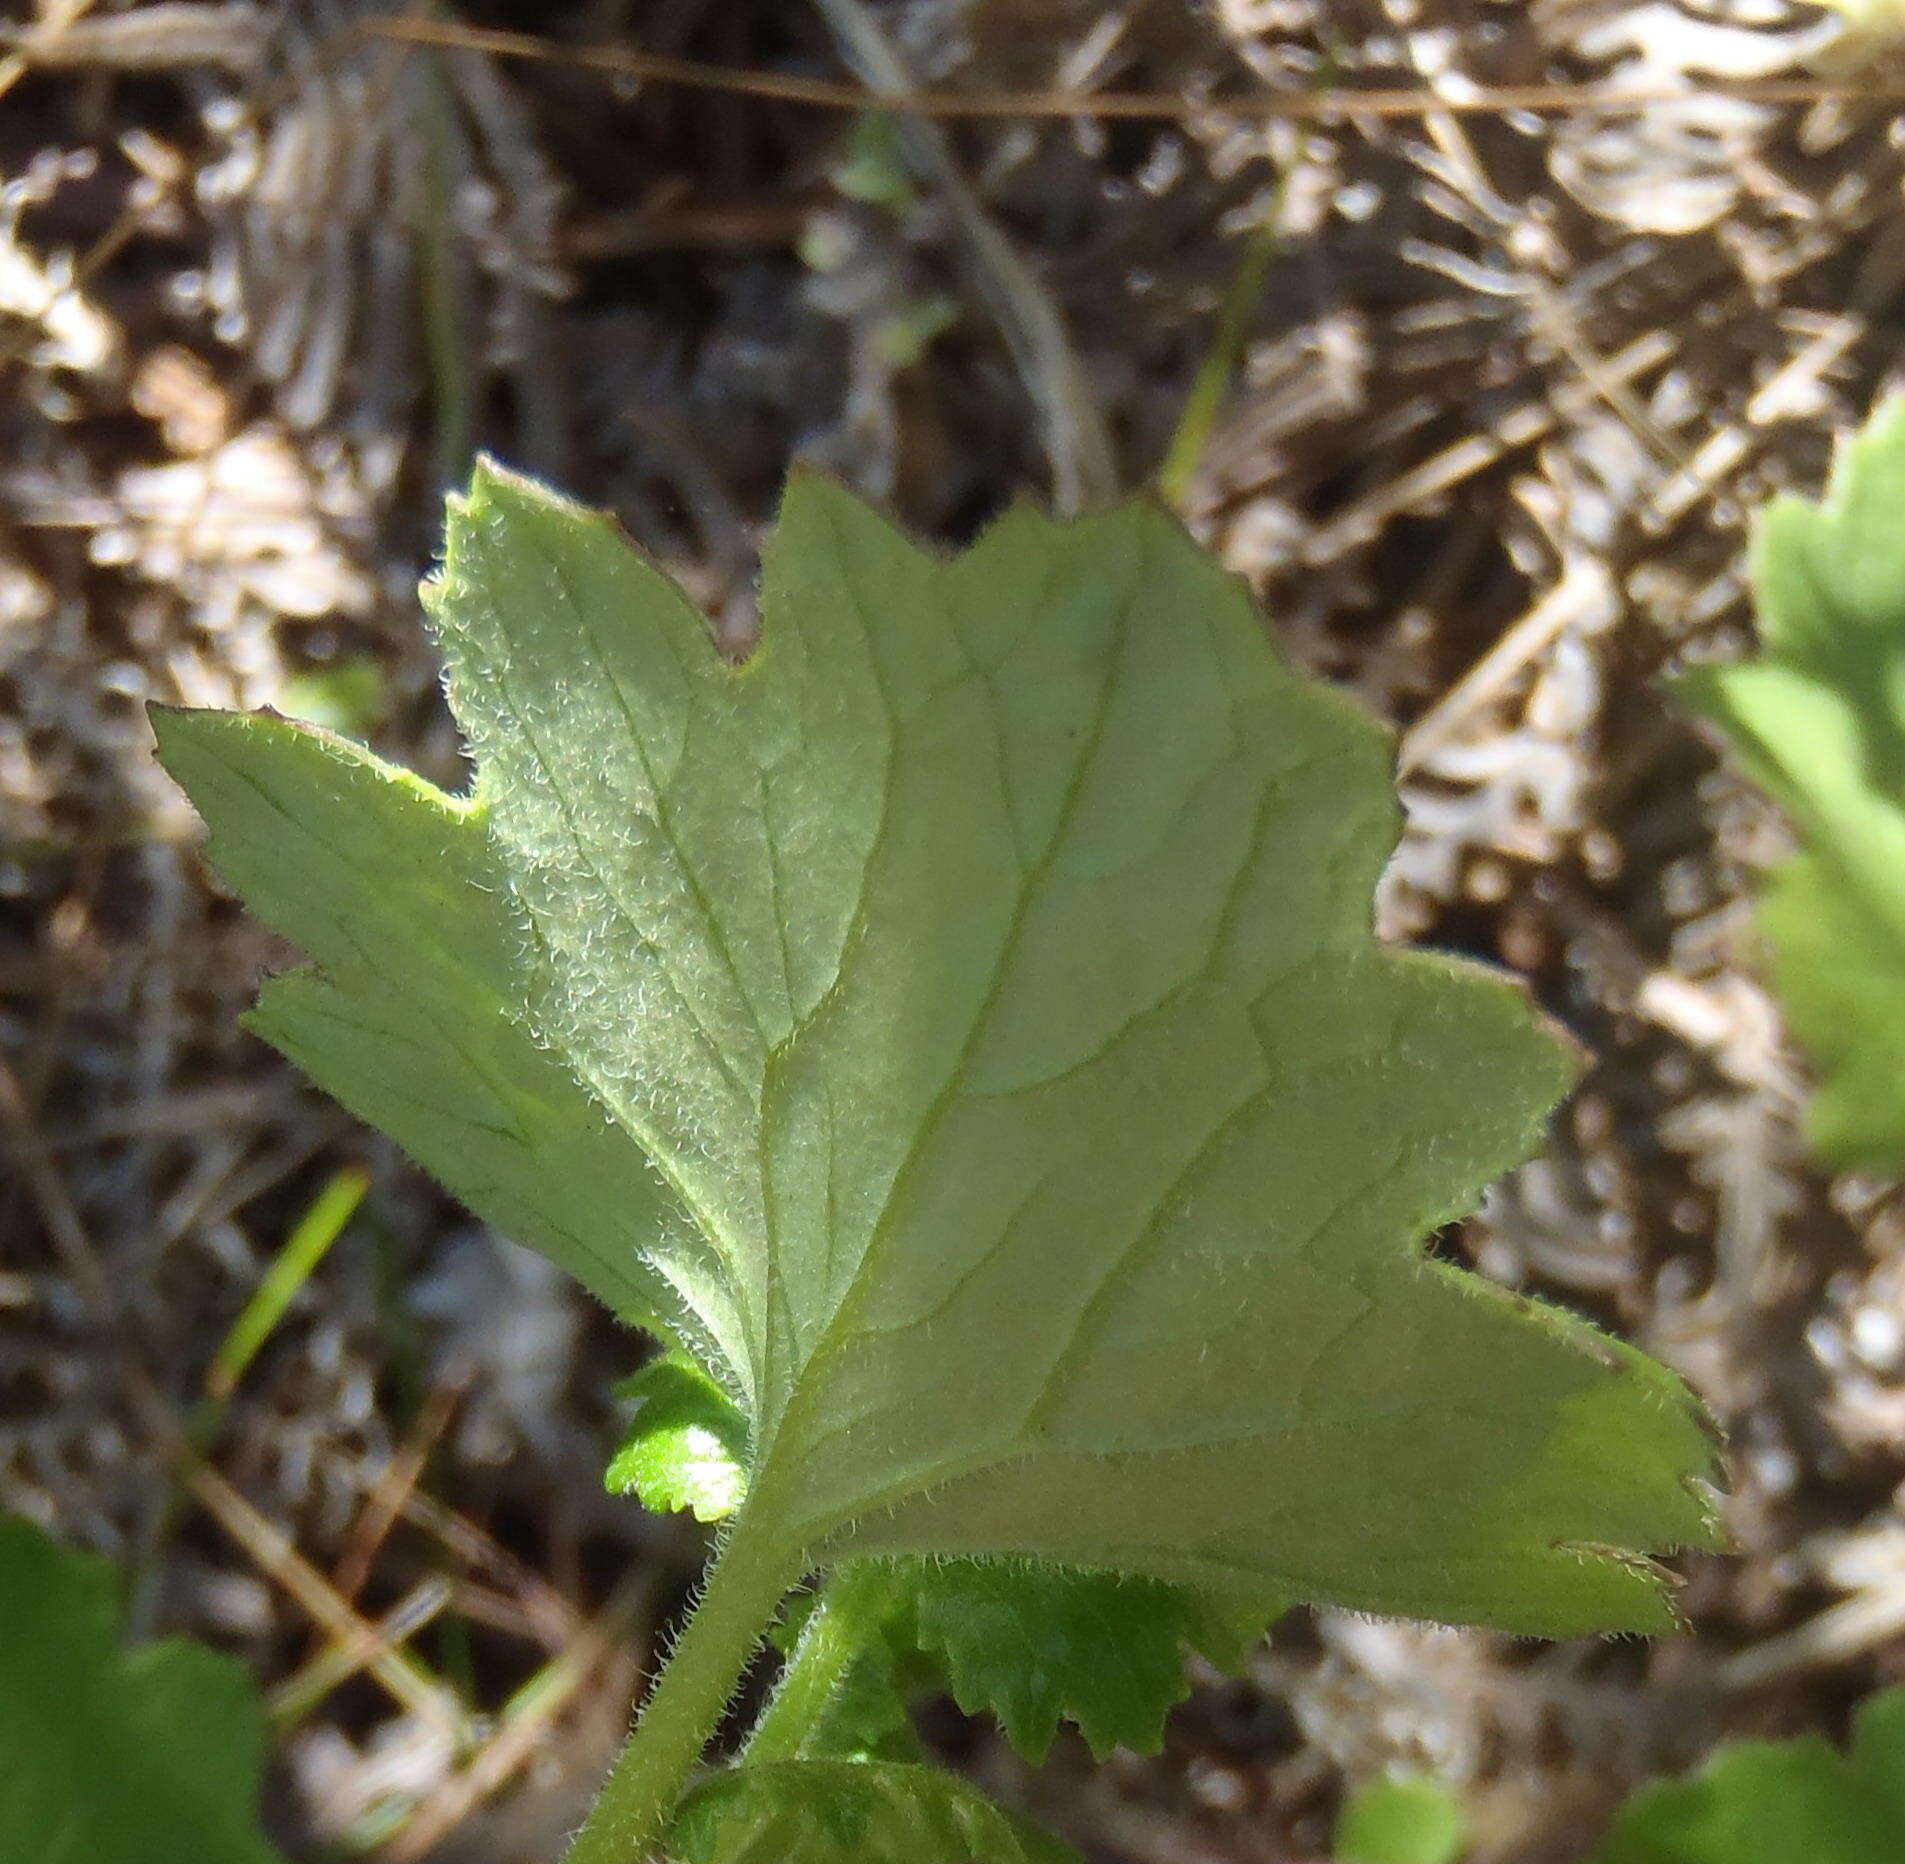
[398, 1489, 585, 1651]
[808, 0, 1118, 512]
[360, 15, 1905, 123]
[328, 1365, 469, 1608]
[0, 1049, 112, 1310]
[382, 1569, 657, 1861]
[1299, 331, 1677, 567]
[269, 1577, 455, 1730]
[1400, 561, 1614, 777]
[155, 1407, 472, 1745]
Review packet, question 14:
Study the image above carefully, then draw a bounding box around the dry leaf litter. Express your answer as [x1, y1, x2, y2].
[6, 1, 1905, 1859]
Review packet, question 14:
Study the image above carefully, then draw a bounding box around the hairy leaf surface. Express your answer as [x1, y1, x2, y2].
[608, 1353, 752, 1521]
[1680, 399, 1905, 1168]
[890, 1557, 1272, 1760]
[771, 1642, 924, 1765]
[146, 708, 735, 1367]
[0, 1515, 288, 1864]
[155, 464, 1717, 1634]
[606, 1346, 1273, 1756]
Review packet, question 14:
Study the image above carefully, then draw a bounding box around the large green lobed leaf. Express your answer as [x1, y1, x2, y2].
[154, 465, 1717, 1637]
[0, 1514, 288, 1864]
[1679, 399, 1905, 1168]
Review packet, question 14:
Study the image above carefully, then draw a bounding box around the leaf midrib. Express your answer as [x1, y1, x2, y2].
[748, 513, 1142, 1508]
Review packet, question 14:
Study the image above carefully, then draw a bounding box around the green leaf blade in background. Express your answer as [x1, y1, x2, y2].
[1592, 1685, 1905, 1864]
[670, 1759, 1079, 1864]
[1335, 1773, 1466, 1864]
[0, 1514, 288, 1864]
[157, 462, 1719, 1638]
[1679, 397, 1905, 1170]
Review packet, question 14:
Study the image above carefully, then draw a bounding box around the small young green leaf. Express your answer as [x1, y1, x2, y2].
[1336, 1774, 1465, 1864]
[670, 1758, 1077, 1864]
[156, 465, 1718, 1637]
[0, 1514, 288, 1864]
[608, 1351, 752, 1520]
[1679, 399, 1905, 1169]
[1593, 1686, 1905, 1864]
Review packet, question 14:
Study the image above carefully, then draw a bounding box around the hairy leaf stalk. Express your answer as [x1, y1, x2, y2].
[741, 1572, 871, 1765]
[561, 1510, 800, 1864]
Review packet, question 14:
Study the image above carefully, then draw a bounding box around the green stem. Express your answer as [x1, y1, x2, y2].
[1155, 201, 1284, 512]
[560, 1512, 801, 1864]
[741, 1572, 868, 1765]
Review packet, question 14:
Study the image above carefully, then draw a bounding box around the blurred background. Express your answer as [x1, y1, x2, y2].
[3, 1, 1905, 1858]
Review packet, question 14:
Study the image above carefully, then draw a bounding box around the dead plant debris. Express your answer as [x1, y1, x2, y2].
[5, 2, 1905, 1860]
